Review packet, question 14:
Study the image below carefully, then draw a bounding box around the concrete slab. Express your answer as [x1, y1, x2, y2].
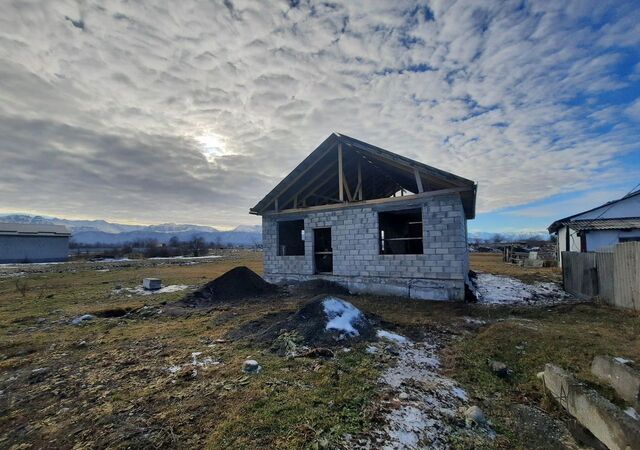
[543, 364, 640, 450]
[592, 356, 640, 407]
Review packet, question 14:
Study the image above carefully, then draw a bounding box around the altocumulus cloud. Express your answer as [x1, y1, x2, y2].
[0, 0, 639, 227]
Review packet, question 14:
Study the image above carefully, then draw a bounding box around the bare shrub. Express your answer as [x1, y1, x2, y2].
[14, 279, 28, 297]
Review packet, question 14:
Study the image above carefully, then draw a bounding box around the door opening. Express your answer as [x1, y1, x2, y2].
[314, 228, 332, 274]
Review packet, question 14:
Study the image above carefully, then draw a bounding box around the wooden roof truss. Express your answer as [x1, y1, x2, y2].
[250, 133, 477, 219]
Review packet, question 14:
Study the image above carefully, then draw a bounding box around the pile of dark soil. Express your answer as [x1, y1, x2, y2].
[286, 279, 350, 296]
[181, 266, 278, 306]
[227, 295, 377, 347]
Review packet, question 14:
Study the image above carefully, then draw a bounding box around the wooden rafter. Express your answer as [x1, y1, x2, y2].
[279, 160, 337, 209]
[414, 168, 424, 193]
[338, 143, 344, 202]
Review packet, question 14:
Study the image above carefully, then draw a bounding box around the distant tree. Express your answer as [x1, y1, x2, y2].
[189, 237, 206, 256]
[491, 233, 504, 243]
[169, 236, 180, 248]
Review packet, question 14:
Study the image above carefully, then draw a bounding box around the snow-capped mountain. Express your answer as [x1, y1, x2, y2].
[0, 215, 261, 246]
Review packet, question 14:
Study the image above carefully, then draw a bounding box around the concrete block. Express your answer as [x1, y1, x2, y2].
[592, 356, 640, 407]
[543, 364, 640, 450]
[143, 278, 162, 290]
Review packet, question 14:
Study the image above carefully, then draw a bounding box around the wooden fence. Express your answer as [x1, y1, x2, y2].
[562, 242, 640, 311]
[562, 252, 598, 298]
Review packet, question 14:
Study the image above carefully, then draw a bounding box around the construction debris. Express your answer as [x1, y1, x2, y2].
[542, 364, 640, 450]
[591, 355, 640, 407]
[242, 360, 261, 374]
[143, 278, 162, 290]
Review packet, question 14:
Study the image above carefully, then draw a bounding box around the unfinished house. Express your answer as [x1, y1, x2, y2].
[250, 133, 477, 300]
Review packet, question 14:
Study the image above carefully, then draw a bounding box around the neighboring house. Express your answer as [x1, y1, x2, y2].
[250, 133, 477, 301]
[548, 190, 640, 266]
[0, 223, 71, 263]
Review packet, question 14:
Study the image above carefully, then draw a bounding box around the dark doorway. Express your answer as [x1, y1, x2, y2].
[314, 228, 332, 273]
[580, 232, 587, 252]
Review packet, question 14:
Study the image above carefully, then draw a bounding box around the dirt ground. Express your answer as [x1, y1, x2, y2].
[1, 251, 638, 449]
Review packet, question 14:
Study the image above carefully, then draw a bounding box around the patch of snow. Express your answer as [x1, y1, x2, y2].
[614, 357, 634, 365]
[452, 387, 468, 401]
[349, 338, 492, 449]
[382, 343, 440, 388]
[381, 342, 486, 448]
[0, 271, 26, 279]
[463, 317, 487, 325]
[366, 345, 379, 354]
[116, 284, 191, 296]
[377, 329, 411, 344]
[191, 352, 219, 367]
[625, 407, 639, 421]
[0, 261, 65, 267]
[168, 352, 220, 374]
[323, 297, 364, 336]
[475, 273, 571, 306]
[148, 255, 223, 260]
[71, 314, 95, 325]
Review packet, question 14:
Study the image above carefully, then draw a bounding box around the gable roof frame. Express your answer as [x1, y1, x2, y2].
[251, 132, 477, 218]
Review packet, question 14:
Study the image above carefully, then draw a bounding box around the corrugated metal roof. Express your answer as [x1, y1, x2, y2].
[0, 223, 71, 237]
[566, 217, 640, 231]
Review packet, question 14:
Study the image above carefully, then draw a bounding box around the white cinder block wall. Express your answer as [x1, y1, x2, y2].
[262, 193, 469, 300]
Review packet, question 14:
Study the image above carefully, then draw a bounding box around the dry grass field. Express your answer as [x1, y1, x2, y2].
[470, 253, 561, 284]
[0, 251, 638, 449]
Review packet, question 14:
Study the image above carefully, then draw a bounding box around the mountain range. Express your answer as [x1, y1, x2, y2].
[0, 214, 262, 246]
[0, 214, 548, 246]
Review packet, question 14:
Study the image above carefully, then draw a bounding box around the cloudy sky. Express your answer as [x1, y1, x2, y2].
[1, 0, 639, 231]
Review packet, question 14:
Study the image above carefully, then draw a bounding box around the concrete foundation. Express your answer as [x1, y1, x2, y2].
[591, 356, 640, 407]
[543, 364, 640, 450]
[266, 273, 464, 301]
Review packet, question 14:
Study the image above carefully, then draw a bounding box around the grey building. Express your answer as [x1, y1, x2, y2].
[250, 133, 477, 301]
[0, 223, 71, 263]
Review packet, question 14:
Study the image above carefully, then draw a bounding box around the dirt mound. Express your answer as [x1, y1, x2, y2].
[287, 279, 350, 296]
[227, 296, 376, 347]
[181, 266, 277, 306]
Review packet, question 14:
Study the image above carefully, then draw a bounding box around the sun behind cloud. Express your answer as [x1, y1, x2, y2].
[194, 133, 229, 162]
